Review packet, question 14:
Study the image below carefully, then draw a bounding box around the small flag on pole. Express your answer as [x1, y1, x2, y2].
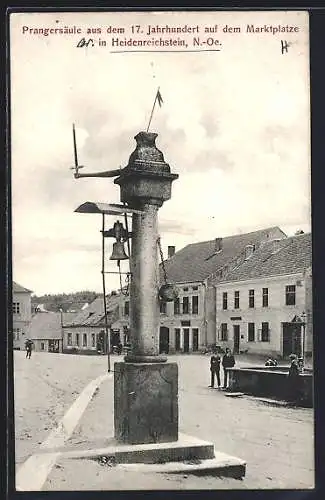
[146, 88, 163, 132]
[157, 89, 163, 107]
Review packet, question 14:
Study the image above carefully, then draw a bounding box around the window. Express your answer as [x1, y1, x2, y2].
[160, 301, 167, 314]
[13, 302, 20, 314]
[183, 296, 189, 314]
[174, 298, 180, 315]
[83, 334, 87, 347]
[192, 286, 198, 291]
[192, 296, 198, 315]
[261, 322, 270, 342]
[183, 287, 189, 292]
[234, 291, 240, 309]
[249, 290, 255, 308]
[76, 333, 80, 346]
[248, 323, 255, 342]
[262, 288, 269, 307]
[41, 342, 45, 351]
[285, 285, 296, 306]
[222, 292, 228, 310]
[67, 333, 72, 346]
[91, 333, 96, 347]
[124, 301, 129, 316]
[175, 328, 181, 351]
[220, 323, 228, 341]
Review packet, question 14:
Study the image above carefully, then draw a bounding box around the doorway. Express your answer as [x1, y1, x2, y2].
[233, 325, 240, 354]
[111, 329, 120, 348]
[159, 327, 170, 354]
[192, 328, 199, 351]
[48, 340, 60, 353]
[175, 328, 181, 351]
[282, 322, 302, 357]
[183, 328, 190, 353]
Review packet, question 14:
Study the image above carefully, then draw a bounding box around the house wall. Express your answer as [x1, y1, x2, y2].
[32, 339, 49, 352]
[109, 286, 207, 353]
[63, 326, 102, 353]
[205, 283, 217, 347]
[216, 273, 308, 357]
[13, 290, 32, 350]
[158, 282, 206, 353]
[32, 339, 62, 353]
[304, 266, 313, 356]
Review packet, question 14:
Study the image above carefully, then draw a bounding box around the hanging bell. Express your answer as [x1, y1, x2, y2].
[110, 241, 129, 261]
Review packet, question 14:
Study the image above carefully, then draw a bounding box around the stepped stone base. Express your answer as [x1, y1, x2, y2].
[58, 433, 246, 479]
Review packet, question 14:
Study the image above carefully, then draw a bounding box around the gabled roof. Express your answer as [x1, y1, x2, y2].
[30, 311, 62, 340]
[160, 227, 286, 284]
[63, 294, 121, 327]
[13, 281, 33, 293]
[219, 232, 312, 283]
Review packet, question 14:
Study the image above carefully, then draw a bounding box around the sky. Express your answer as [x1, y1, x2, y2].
[10, 10, 311, 296]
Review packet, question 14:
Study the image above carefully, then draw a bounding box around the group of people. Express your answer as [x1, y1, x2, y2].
[209, 349, 305, 404]
[209, 348, 235, 389]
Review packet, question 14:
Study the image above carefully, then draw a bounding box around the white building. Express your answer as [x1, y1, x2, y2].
[12, 281, 32, 350]
[29, 310, 62, 352]
[159, 226, 286, 353]
[215, 233, 312, 358]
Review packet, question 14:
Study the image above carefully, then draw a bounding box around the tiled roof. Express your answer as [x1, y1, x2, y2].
[30, 311, 62, 340]
[61, 312, 78, 324]
[219, 232, 312, 283]
[160, 227, 286, 284]
[66, 301, 90, 312]
[63, 294, 121, 327]
[13, 281, 33, 293]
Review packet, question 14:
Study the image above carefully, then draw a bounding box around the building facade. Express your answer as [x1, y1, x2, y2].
[60, 227, 295, 356]
[158, 226, 286, 354]
[62, 293, 124, 354]
[29, 309, 63, 352]
[215, 233, 312, 358]
[12, 281, 32, 350]
[159, 281, 206, 354]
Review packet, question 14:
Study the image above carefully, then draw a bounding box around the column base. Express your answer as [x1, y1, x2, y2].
[114, 362, 178, 444]
[124, 354, 167, 363]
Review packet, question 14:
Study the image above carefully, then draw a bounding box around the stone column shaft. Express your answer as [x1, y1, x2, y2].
[125, 203, 166, 363]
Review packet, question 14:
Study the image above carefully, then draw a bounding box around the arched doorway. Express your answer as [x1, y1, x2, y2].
[159, 327, 170, 354]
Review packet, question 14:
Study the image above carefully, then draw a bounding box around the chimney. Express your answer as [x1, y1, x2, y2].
[215, 238, 223, 252]
[168, 246, 176, 258]
[245, 244, 255, 260]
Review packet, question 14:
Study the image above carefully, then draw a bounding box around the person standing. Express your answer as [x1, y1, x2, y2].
[287, 354, 301, 404]
[25, 339, 33, 359]
[222, 348, 235, 389]
[209, 353, 221, 388]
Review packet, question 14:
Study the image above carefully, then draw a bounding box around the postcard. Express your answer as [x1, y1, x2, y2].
[9, 9, 313, 492]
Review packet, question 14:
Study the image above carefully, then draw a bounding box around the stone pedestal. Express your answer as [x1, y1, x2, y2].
[114, 362, 178, 444]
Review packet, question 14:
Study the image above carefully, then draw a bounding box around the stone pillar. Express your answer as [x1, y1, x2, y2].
[125, 204, 166, 363]
[113, 131, 179, 445]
